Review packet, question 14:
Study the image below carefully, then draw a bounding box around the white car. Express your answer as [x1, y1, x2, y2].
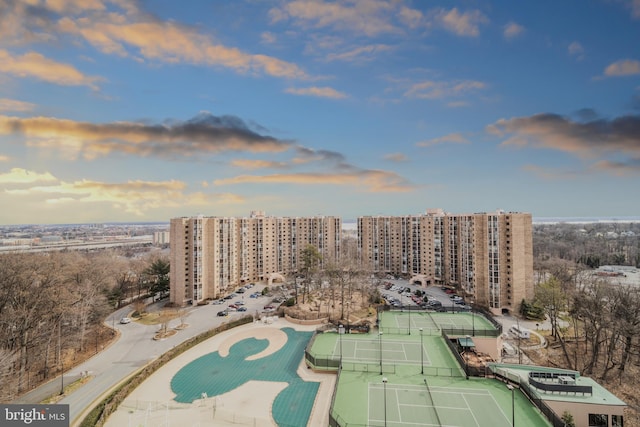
[120, 317, 131, 324]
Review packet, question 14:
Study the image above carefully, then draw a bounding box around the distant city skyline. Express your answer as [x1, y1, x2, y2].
[1, 1, 639, 225]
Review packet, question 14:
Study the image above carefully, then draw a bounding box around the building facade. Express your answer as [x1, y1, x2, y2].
[170, 211, 341, 305]
[358, 209, 533, 314]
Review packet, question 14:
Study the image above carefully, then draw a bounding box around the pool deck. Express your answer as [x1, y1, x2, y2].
[105, 317, 335, 427]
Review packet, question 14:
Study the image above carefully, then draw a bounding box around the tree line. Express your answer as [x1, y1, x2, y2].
[529, 222, 640, 382]
[0, 249, 169, 401]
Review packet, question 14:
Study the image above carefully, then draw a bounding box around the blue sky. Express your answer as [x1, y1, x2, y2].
[1, 0, 639, 225]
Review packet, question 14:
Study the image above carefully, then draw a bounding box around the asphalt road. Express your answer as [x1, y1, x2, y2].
[13, 284, 273, 426]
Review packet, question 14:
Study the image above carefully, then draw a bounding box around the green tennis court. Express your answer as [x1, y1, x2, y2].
[368, 382, 512, 427]
[334, 337, 432, 366]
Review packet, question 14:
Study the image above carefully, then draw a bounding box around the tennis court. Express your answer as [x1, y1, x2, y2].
[380, 311, 497, 336]
[333, 336, 431, 366]
[368, 382, 512, 427]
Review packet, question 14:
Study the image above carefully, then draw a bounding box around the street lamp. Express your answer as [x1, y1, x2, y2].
[507, 384, 515, 426]
[471, 299, 475, 336]
[408, 301, 411, 335]
[382, 377, 388, 427]
[379, 331, 384, 375]
[419, 327, 424, 374]
[339, 324, 344, 368]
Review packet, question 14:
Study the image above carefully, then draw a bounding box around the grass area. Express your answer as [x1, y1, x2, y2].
[135, 311, 180, 326]
[41, 376, 93, 404]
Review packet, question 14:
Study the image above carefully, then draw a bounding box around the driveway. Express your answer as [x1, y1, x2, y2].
[13, 284, 274, 426]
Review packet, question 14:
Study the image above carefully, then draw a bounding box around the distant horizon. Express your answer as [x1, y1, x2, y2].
[3, 215, 640, 229]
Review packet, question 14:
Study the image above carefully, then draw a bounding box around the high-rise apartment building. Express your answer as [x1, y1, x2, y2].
[358, 209, 533, 314]
[170, 211, 341, 305]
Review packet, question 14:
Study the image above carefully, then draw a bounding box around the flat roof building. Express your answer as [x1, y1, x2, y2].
[170, 212, 341, 305]
[358, 209, 534, 314]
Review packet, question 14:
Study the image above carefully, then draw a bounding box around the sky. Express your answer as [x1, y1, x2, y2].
[1, 0, 639, 225]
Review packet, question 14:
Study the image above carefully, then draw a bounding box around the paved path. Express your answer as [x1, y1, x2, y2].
[12, 285, 274, 426]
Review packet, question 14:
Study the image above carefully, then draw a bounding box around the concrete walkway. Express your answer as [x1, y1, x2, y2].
[104, 318, 335, 427]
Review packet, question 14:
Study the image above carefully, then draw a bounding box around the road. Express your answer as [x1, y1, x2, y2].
[13, 284, 272, 426]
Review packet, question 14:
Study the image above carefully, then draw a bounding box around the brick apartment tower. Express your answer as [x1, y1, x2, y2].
[358, 209, 533, 314]
[170, 211, 341, 305]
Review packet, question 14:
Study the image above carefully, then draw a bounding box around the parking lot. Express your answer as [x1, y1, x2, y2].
[377, 278, 472, 312]
[211, 282, 285, 318]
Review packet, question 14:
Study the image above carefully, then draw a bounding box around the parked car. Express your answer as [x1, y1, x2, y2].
[212, 299, 224, 305]
[263, 305, 275, 311]
[217, 310, 228, 317]
[237, 307, 247, 312]
[120, 317, 131, 324]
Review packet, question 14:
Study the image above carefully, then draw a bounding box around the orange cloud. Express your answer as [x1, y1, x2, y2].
[0, 113, 291, 160]
[432, 8, 488, 37]
[416, 133, 470, 147]
[57, 14, 308, 79]
[270, 0, 397, 37]
[383, 153, 408, 162]
[285, 86, 348, 99]
[230, 159, 289, 170]
[0, 50, 102, 89]
[0, 98, 36, 112]
[214, 170, 414, 193]
[504, 22, 524, 39]
[325, 44, 392, 63]
[604, 59, 640, 77]
[404, 79, 485, 99]
[489, 113, 640, 168]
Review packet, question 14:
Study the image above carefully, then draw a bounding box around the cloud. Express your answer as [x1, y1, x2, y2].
[218, 144, 415, 193]
[230, 159, 289, 170]
[269, 0, 398, 37]
[398, 6, 423, 29]
[604, 59, 640, 77]
[325, 44, 392, 63]
[416, 133, 470, 147]
[285, 86, 348, 99]
[591, 159, 640, 175]
[213, 169, 414, 193]
[0, 98, 36, 112]
[503, 22, 524, 39]
[431, 8, 489, 37]
[292, 146, 346, 165]
[404, 79, 486, 99]
[488, 113, 640, 159]
[57, 13, 309, 80]
[0, 112, 292, 160]
[568, 41, 584, 59]
[625, 0, 640, 19]
[261, 31, 277, 44]
[383, 153, 408, 162]
[1, 171, 243, 215]
[0, 49, 102, 89]
[0, 168, 58, 184]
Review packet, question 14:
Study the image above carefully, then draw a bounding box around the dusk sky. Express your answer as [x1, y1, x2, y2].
[1, 0, 639, 225]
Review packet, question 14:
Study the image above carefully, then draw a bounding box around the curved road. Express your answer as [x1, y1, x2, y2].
[13, 285, 271, 426]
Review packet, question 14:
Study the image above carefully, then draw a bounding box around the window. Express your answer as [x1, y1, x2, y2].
[612, 415, 623, 427]
[589, 414, 608, 427]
